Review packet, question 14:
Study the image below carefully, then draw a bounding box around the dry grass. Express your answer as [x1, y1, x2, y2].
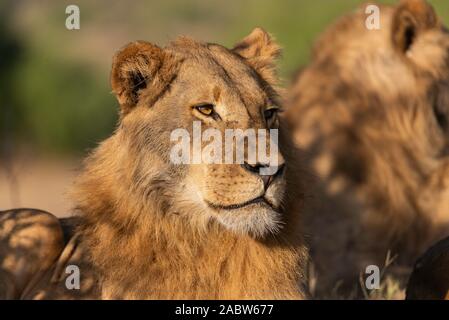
[307, 251, 408, 300]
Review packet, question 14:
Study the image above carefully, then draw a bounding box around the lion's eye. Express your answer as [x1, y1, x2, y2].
[264, 108, 278, 120]
[195, 104, 214, 116]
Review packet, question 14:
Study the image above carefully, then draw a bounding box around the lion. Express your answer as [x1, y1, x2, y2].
[285, 0, 449, 297]
[0, 28, 308, 299]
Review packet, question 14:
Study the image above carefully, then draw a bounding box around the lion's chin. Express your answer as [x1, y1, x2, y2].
[214, 202, 283, 239]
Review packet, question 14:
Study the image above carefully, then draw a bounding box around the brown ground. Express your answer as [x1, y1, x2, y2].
[0, 153, 79, 217]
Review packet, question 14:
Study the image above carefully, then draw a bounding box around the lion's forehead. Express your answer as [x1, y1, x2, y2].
[169, 42, 273, 109]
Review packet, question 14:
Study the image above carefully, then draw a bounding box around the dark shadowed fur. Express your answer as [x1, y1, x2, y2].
[406, 236, 449, 300]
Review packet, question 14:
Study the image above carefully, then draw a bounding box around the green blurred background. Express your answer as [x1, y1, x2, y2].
[1, 0, 449, 154]
[0, 0, 448, 214]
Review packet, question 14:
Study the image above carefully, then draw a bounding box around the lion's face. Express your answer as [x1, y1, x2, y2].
[110, 29, 288, 238]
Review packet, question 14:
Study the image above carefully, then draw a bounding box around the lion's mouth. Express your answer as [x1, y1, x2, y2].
[206, 196, 277, 211]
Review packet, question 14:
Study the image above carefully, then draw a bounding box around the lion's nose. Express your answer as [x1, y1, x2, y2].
[241, 162, 285, 190]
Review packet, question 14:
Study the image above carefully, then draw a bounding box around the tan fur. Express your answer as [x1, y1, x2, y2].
[0, 29, 308, 299]
[286, 0, 449, 297]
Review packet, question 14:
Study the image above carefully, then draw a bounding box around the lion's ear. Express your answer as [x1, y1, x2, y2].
[111, 41, 177, 115]
[232, 27, 281, 85]
[392, 0, 438, 53]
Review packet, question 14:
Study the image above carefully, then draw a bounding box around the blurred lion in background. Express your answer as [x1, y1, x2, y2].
[286, 0, 449, 298]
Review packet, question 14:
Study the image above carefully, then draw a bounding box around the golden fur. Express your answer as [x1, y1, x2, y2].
[286, 0, 449, 297]
[0, 28, 308, 299]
